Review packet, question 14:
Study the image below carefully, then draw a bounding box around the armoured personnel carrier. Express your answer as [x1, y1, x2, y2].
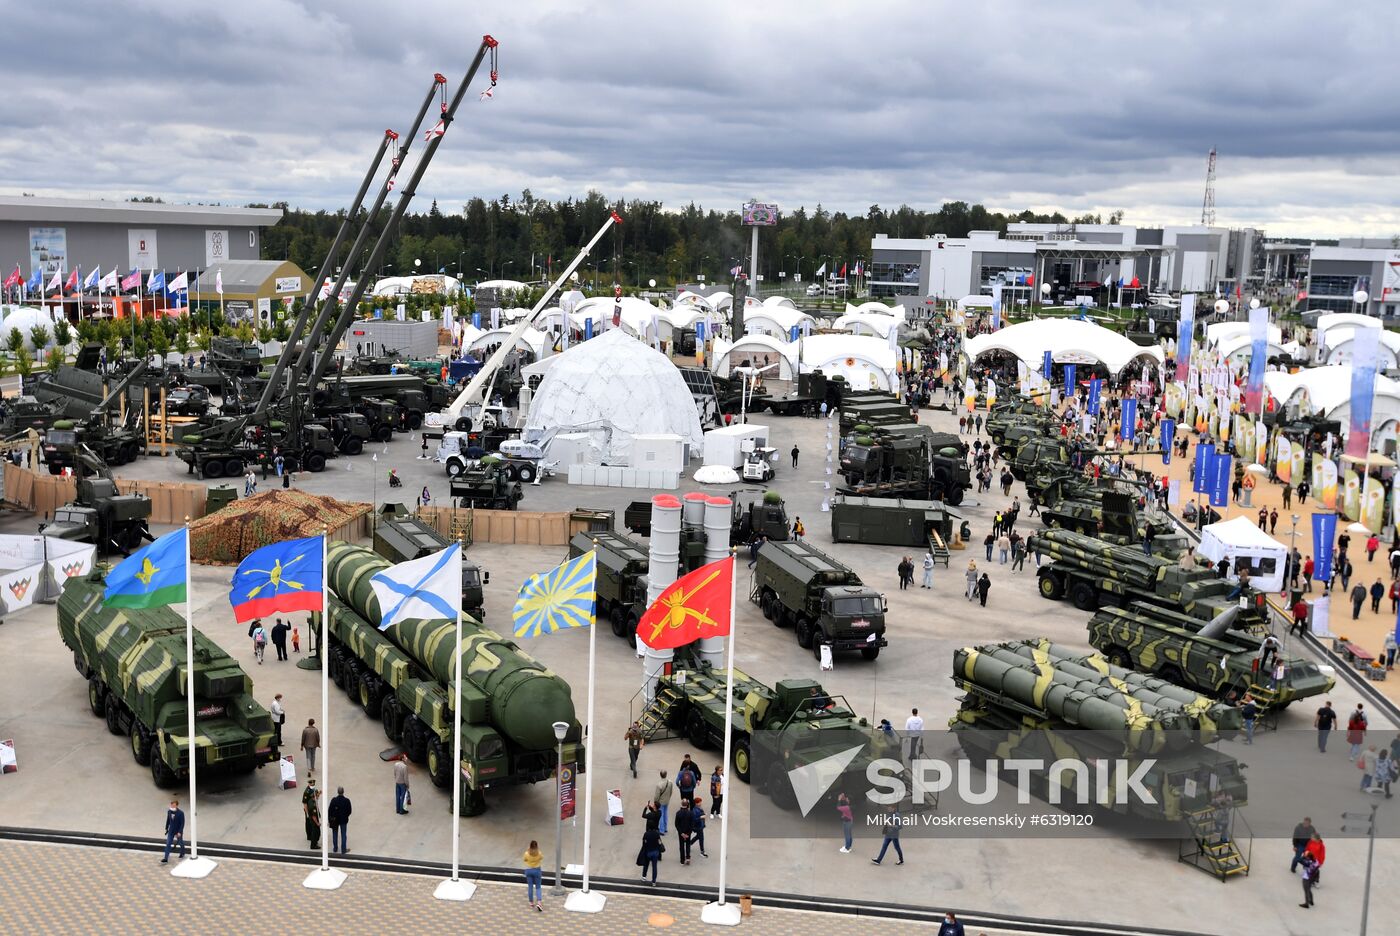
[325, 542, 583, 815]
[751, 539, 887, 660]
[58, 574, 279, 787]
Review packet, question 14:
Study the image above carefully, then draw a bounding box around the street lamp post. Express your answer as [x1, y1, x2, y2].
[1342, 804, 1379, 935]
[551, 720, 569, 895]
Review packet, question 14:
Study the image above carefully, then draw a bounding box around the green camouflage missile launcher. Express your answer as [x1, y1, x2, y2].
[58, 574, 279, 788]
[325, 542, 582, 815]
[1088, 601, 1335, 708]
[839, 422, 970, 505]
[1038, 477, 1188, 559]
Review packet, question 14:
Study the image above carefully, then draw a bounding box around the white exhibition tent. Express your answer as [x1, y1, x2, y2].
[1215, 333, 1292, 369]
[963, 318, 1164, 376]
[844, 300, 907, 320]
[371, 274, 463, 297]
[523, 329, 703, 465]
[1197, 516, 1287, 593]
[463, 325, 548, 358]
[1204, 321, 1283, 346]
[832, 311, 899, 339]
[799, 333, 899, 391]
[1264, 365, 1400, 448]
[574, 296, 661, 342]
[1315, 312, 1380, 349]
[1320, 327, 1400, 368]
[744, 304, 813, 339]
[710, 335, 799, 380]
[475, 278, 528, 293]
[0, 305, 62, 351]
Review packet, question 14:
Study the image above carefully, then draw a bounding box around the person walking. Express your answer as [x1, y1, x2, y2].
[1270, 508, 1279, 535]
[837, 792, 854, 853]
[328, 786, 351, 855]
[300, 718, 320, 773]
[394, 754, 410, 814]
[1282, 483, 1293, 508]
[1305, 831, 1326, 884]
[690, 797, 709, 858]
[676, 758, 698, 807]
[747, 536, 763, 569]
[1290, 817, 1314, 873]
[983, 532, 994, 562]
[965, 560, 978, 601]
[905, 708, 925, 760]
[638, 825, 663, 885]
[1360, 744, 1380, 792]
[977, 573, 991, 607]
[922, 552, 934, 588]
[996, 532, 1010, 564]
[270, 618, 290, 662]
[653, 770, 673, 835]
[522, 840, 545, 911]
[1303, 555, 1314, 592]
[161, 799, 186, 864]
[791, 445, 800, 468]
[625, 722, 644, 778]
[302, 778, 321, 850]
[1371, 578, 1386, 613]
[1298, 853, 1318, 909]
[792, 517, 805, 540]
[1291, 598, 1310, 637]
[1350, 582, 1366, 620]
[1240, 695, 1258, 745]
[252, 621, 268, 664]
[1367, 533, 1380, 562]
[709, 765, 724, 819]
[674, 798, 694, 865]
[1315, 701, 1336, 753]
[1347, 704, 1369, 759]
[871, 805, 904, 865]
[270, 693, 286, 747]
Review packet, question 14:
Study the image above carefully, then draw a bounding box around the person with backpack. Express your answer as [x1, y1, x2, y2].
[709, 766, 724, 818]
[252, 622, 268, 664]
[792, 517, 805, 540]
[1348, 704, 1369, 759]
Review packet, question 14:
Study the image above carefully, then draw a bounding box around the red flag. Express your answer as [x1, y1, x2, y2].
[1235, 282, 1241, 299]
[637, 556, 733, 650]
[840, 263, 847, 277]
[3, 266, 19, 288]
[64, 269, 79, 291]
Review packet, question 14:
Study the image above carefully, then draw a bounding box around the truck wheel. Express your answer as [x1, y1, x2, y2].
[204, 460, 225, 479]
[766, 764, 797, 811]
[307, 453, 327, 472]
[225, 459, 244, 477]
[1038, 573, 1064, 601]
[732, 736, 752, 784]
[861, 645, 881, 661]
[462, 786, 488, 817]
[123, 443, 141, 464]
[104, 695, 125, 735]
[760, 593, 774, 621]
[375, 425, 393, 443]
[426, 735, 451, 788]
[1105, 646, 1131, 668]
[609, 607, 626, 638]
[343, 667, 361, 703]
[446, 459, 464, 478]
[403, 717, 429, 763]
[408, 412, 424, 430]
[130, 721, 153, 766]
[358, 673, 383, 717]
[811, 631, 826, 662]
[517, 464, 537, 483]
[1070, 582, 1098, 612]
[1159, 665, 1187, 687]
[380, 696, 401, 742]
[151, 752, 177, 789]
[87, 677, 106, 716]
[796, 618, 814, 649]
[944, 486, 965, 506]
[73, 651, 89, 679]
[626, 611, 640, 644]
[455, 416, 472, 432]
[685, 710, 710, 750]
[504, 464, 520, 482]
[344, 438, 364, 456]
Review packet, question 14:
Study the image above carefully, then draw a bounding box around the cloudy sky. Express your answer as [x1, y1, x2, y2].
[4, 1, 1398, 238]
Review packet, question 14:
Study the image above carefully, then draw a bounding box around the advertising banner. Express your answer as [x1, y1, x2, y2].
[1276, 436, 1293, 484]
[559, 761, 576, 820]
[1042, 350, 1053, 377]
[1320, 458, 1338, 509]
[991, 284, 1003, 330]
[1343, 468, 1361, 520]
[1161, 418, 1175, 464]
[1121, 398, 1137, 442]
[205, 229, 229, 266]
[275, 276, 301, 294]
[1346, 327, 1380, 460]
[1193, 442, 1215, 494]
[127, 229, 158, 269]
[1209, 452, 1231, 507]
[1312, 513, 1338, 582]
[1174, 294, 1195, 381]
[1064, 364, 1076, 398]
[1245, 306, 1269, 412]
[1087, 379, 1102, 416]
[28, 227, 67, 277]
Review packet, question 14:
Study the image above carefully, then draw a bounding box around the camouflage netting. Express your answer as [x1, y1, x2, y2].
[190, 490, 370, 565]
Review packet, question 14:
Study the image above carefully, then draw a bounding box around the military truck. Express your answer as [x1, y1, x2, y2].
[571, 529, 649, 642]
[1029, 528, 1270, 627]
[729, 490, 790, 544]
[42, 421, 143, 474]
[41, 466, 153, 556]
[839, 423, 970, 506]
[752, 539, 887, 660]
[58, 574, 280, 788]
[1087, 601, 1334, 708]
[838, 397, 914, 436]
[448, 457, 524, 510]
[951, 638, 1249, 875]
[209, 336, 264, 378]
[328, 412, 371, 455]
[373, 509, 488, 620]
[176, 419, 338, 479]
[325, 542, 583, 815]
[638, 661, 906, 813]
[762, 369, 847, 417]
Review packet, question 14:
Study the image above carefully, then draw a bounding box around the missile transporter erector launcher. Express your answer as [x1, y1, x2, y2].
[58, 574, 279, 788]
[950, 638, 1248, 823]
[1087, 601, 1334, 708]
[324, 542, 582, 815]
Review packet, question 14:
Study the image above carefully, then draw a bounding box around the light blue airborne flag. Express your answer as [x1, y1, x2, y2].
[369, 543, 462, 631]
[512, 551, 596, 638]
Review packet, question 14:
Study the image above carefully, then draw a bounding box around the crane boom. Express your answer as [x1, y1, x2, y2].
[432, 211, 622, 428]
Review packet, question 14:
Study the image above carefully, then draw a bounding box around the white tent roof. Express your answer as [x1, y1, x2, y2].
[523, 329, 703, 465]
[0, 305, 61, 351]
[963, 318, 1163, 376]
[371, 274, 463, 297]
[1265, 365, 1400, 414]
[1204, 321, 1283, 345]
[1217, 333, 1288, 365]
[674, 290, 713, 308]
[1316, 312, 1380, 344]
[710, 335, 799, 380]
[800, 334, 898, 391]
[744, 305, 813, 337]
[762, 295, 797, 309]
[476, 279, 528, 292]
[1198, 516, 1287, 592]
[1322, 327, 1400, 367]
[844, 300, 906, 320]
[464, 326, 548, 358]
[575, 296, 661, 341]
[832, 311, 898, 338]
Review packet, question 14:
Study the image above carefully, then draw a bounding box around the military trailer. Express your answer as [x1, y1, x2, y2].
[570, 529, 649, 642]
[829, 494, 961, 565]
[58, 574, 280, 788]
[448, 457, 524, 510]
[752, 539, 887, 660]
[325, 542, 583, 815]
[373, 510, 488, 620]
[1087, 601, 1334, 708]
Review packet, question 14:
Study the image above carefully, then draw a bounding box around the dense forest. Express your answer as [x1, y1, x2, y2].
[256, 192, 1117, 288]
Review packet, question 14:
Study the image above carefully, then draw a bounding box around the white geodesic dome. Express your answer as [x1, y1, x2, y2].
[0, 305, 61, 351]
[523, 328, 703, 465]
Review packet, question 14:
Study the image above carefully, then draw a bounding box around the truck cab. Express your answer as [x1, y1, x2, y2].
[817, 586, 887, 657]
[42, 505, 98, 542]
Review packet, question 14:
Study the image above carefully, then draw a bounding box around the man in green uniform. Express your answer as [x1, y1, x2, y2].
[303, 778, 321, 850]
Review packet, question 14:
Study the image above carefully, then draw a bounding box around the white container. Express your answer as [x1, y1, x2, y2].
[702, 424, 769, 468]
[631, 433, 688, 473]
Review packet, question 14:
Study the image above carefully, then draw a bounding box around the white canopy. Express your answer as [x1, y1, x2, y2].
[832, 311, 899, 339]
[371, 274, 463, 297]
[800, 333, 898, 391]
[475, 278, 528, 293]
[762, 295, 798, 309]
[1316, 312, 1380, 347]
[1204, 321, 1283, 346]
[464, 325, 548, 358]
[963, 317, 1163, 376]
[1265, 365, 1400, 448]
[744, 305, 813, 338]
[0, 305, 61, 351]
[710, 335, 799, 380]
[523, 329, 703, 465]
[574, 296, 661, 342]
[1321, 327, 1400, 368]
[1217, 333, 1289, 368]
[844, 300, 907, 321]
[1198, 516, 1287, 593]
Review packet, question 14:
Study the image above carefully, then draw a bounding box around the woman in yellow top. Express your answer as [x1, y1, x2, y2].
[522, 840, 544, 911]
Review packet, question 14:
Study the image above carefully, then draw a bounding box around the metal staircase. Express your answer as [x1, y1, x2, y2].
[1179, 806, 1251, 881]
[632, 682, 683, 742]
[447, 508, 475, 547]
[928, 530, 951, 567]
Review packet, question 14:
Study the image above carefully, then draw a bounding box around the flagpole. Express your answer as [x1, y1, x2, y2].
[305, 529, 345, 890]
[435, 539, 474, 901]
[172, 521, 216, 878]
[702, 552, 740, 926]
[566, 547, 605, 913]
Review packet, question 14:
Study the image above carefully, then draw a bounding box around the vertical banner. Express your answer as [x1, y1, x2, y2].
[1276, 435, 1293, 483]
[1064, 364, 1077, 398]
[985, 377, 997, 406]
[1120, 398, 1138, 441]
[789, 325, 799, 342]
[1168, 478, 1182, 505]
[472, 311, 481, 330]
[1346, 326, 1380, 460]
[491, 309, 501, 330]
[1312, 513, 1337, 582]
[1087, 378, 1102, 416]
[1042, 350, 1053, 377]
[991, 284, 1003, 330]
[1174, 294, 1195, 381]
[1161, 418, 1176, 464]
[1343, 468, 1361, 520]
[1193, 442, 1216, 494]
[1245, 306, 1269, 411]
[1320, 458, 1339, 509]
[1209, 452, 1232, 507]
[584, 317, 594, 341]
[696, 321, 705, 343]
[1255, 422, 1268, 470]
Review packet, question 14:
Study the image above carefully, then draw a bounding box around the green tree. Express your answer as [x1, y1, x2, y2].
[15, 347, 32, 378]
[45, 350, 62, 376]
[175, 329, 190, 357]
[151, 326, 171, 357]
[235, 321, 255, 344]
[54, 318, 72, 353]
[28, 324, 50, 358]
[195, 329, 212, 353]
[257, 324, 274, 344]
[6, 328, 23, 356]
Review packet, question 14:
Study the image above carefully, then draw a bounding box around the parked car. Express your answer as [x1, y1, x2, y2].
[805, 284, 822, 296]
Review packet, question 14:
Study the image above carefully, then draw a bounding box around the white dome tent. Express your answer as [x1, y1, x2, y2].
[0, 306, 61, 352]
[523, 329, 703, 464]
[1264, 366, 1400, 450]
[710, 335, 799, 380]
[844, 300, 907, 320]
[832, 311, 899, 339]
[1322, 327, 1400, 368]
[464, 326, 548, 359]
[963, 318, 1163, 377]
[371, 274, 463, 297]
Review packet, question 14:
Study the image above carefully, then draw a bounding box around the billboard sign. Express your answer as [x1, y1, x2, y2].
[275, 276, 301, 294]
[128, 229, 158, 270]
[742, 202, 780, 226]
[205, 229, 230, 266]
[28, 227, 67, 277]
